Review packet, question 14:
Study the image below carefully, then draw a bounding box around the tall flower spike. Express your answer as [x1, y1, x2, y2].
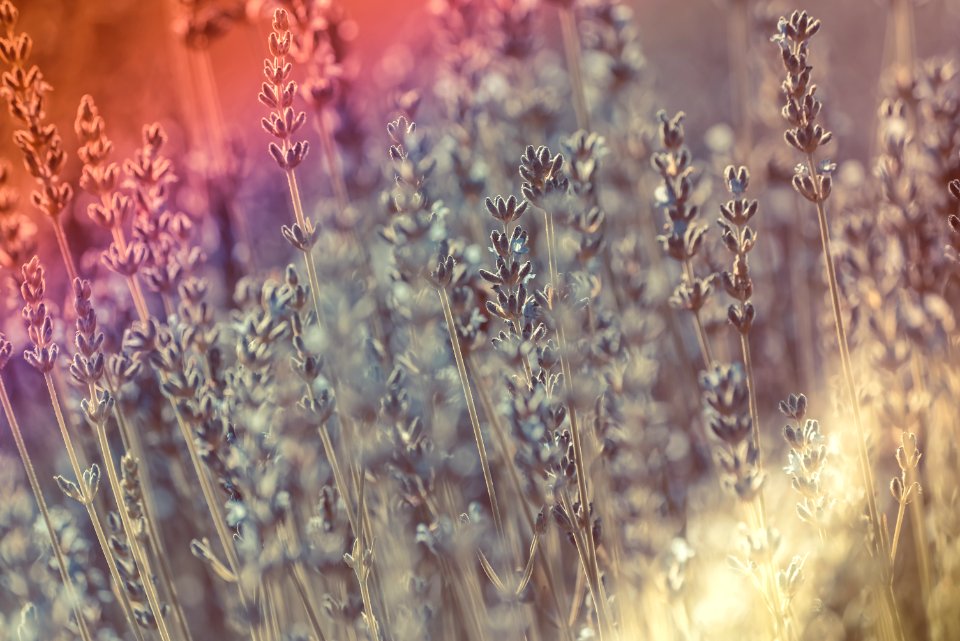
[651, 109, 715, 366]
[0, 0, 77, 280]
[774, 13, 905, 640]
[20, 256, 58, 373]
[701, 363, 761, 502]
[260, 9, 310, 171]
[70, 278, 105, 387]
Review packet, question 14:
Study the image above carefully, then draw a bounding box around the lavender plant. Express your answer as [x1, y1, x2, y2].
[0, 1, 957, 641]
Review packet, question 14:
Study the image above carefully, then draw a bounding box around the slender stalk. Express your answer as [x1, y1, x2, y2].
[908, 354, 934, 607]
[313, 113, 351, 216]
[467, 356, 576, 641]
[804, 156, 905, 641]
[316, 416, 358, 534]
[541, 205, 613, 639]
[438, 287, 505, 538]
[169, 403, 250, 615]
[353, 473, 382, 641]
[889, 495, 908, 569]
[728, 0, 752, 160]
[89, 405, 174, 641]
[43, 374, 145, 641]
[559, 488, 610, 641]
[52, 218, 80, 284]
[805, 156, 880, 540]
[105, 374, 194, 641]
[739, 335, 789, 637]
[285, 169, 325, 325]
[558, 6, 589, 131]
[740, 335, 763, 476]
[0, 377, 94, 641]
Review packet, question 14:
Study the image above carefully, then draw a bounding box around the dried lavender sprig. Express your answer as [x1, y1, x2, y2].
[775, 16, 907, 640]
[124, 123, 202, 317]
[718, 165, 766, 498]
[779, 394, 830, 538]
[704, 364, 795, 638]
[120, 453, 194, 641]
[72, 278, 183, 641]
[0, 335, 94, 641]
[74, 95, 151, 323]
[0, 1, 77, 282]
[0, 158, 35, 271]
[20, 256, 146, 641]
[259, 8, 323, 329]
[284, 265, 359, 536]
[128, 321, 252, 622]
[774, 9, 885, 534]
[652, 110, 715, 369]
[293, 2, 351, 215]
[889, 432, 922, 570]
[76, 340, 173, 641]
[476, 194, 575, 641]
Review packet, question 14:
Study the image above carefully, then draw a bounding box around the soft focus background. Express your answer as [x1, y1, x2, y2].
[1, 0, 959, 640]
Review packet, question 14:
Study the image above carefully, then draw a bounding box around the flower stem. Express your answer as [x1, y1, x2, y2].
[52, 217, 80, 284]
[558, 6, 589, 131]
[805, 155, 905, 641]
[92, 412, 174, 641]
[285, 168, 325, 326]
[0, 377, 94, 641]
[170, 402, 251, 618]
[43, 374, 145, 641]
[438, 287, 505, 539]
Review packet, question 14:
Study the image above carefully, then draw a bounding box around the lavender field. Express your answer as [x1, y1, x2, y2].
[0, 1, 958, 640]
